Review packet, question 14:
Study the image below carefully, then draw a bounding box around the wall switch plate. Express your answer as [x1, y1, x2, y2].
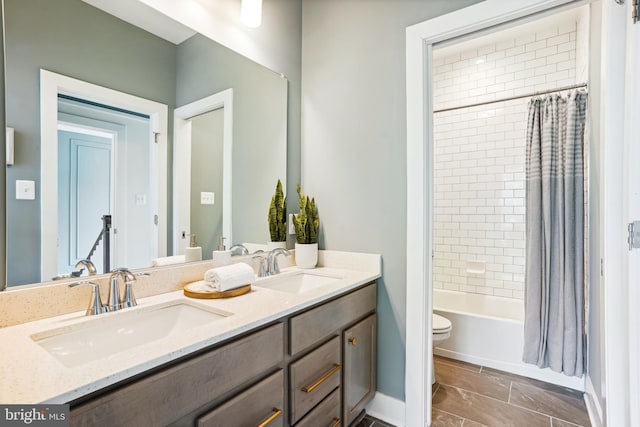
[135, 194, 147, 206]
[201, 192, 215, 205]
[288, 213, 295, 234]
[16, 180, 35, 200]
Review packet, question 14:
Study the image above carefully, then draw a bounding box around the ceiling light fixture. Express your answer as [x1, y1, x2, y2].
[241, 0, 262, 28]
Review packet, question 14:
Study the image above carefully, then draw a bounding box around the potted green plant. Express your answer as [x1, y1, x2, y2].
[267, 179, 287, 249]
[291, 185, 319, 268]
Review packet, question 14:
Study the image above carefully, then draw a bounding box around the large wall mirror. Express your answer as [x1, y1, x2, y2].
[3, 0, 288, 287]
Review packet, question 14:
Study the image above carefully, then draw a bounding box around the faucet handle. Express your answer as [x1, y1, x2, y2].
[69, 281, 107, 316]
[268, 248, 291, 275]
[252, 255, 268, 277]
[121, 272, 150, 308]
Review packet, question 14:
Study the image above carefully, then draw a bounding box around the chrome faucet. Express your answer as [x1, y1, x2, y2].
[267, 248, 291, 276]
[230, 244, 249, 255]
[75, 259, 97, 276]
[108, 268, 136, 311]
[68, 281, 107, 316]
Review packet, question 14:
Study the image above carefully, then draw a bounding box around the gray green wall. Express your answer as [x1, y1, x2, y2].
[190, 109, 224, 257]
[300, 0, 483, 400]
[176, 34, 288, 247]
[4, 0, 176, 285]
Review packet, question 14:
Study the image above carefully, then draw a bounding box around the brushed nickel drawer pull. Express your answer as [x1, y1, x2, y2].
[258, 408, 282, 427]
[301, 364, 341, 393]
[349, 337, 358, 346]
[330, 417, 341, 427]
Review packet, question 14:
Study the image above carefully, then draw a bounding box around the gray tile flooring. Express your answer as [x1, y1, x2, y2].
[358, 356, 591, 427]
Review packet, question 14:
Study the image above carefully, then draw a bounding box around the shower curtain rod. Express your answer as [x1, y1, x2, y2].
[433, 82, 588, 114]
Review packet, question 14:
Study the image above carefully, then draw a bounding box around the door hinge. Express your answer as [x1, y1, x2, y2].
[628, 221, 640, 250]
[634, 0, 640, 23]
[153, 132, 159, 144]
[600, 258, 604, 276]
[154, 214, 159, 226]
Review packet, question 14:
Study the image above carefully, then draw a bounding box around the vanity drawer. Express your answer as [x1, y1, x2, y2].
[197, 370, 284, 427]
[290, 283, 376, 355]
[295, 387, 341, 427]
[290, 336, 341, 424]
[70, 323, 284, 426]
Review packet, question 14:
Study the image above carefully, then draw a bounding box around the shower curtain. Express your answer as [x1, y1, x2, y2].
[522, 90, 587, 377]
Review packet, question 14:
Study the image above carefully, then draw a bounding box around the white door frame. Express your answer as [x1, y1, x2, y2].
[623, 0, 640, 424]
[40, 69, 168, 280]
[406, 1, 627, 425]
[173, 89, 233, 256]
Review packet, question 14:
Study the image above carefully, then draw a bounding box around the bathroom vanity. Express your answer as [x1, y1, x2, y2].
[0, 251, 381, 427]
[70, 283, 376, 426]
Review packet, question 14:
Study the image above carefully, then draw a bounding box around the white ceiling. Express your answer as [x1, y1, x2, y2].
[82, 0, 196, 45]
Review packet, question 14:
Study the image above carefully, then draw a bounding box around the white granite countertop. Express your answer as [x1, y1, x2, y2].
[0, 253, 381, 405]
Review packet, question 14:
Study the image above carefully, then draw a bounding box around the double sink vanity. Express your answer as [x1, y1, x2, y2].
[0, 250, 381, 426]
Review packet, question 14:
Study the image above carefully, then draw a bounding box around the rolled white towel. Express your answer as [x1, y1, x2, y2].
[151, 255, 186, 267]
[204, 262, 255, 292]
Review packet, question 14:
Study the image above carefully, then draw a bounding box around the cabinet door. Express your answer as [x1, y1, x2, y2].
[343, 314, 376, 426]
[197, 370, 284, 427]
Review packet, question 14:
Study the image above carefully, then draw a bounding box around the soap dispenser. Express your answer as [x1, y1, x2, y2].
[212, 236, 231, 267]
[184, 234, 202, 263]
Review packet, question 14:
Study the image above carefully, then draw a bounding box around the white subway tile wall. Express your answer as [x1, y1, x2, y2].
[432, 22, 580, 299]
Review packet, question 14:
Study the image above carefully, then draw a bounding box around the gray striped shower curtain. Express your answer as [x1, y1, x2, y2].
[523, 90, 587, 377]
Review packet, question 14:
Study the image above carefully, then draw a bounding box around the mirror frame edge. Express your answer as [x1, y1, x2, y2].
[1, 0, 7, 291]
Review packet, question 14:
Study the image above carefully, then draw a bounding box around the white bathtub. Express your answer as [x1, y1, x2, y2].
[433, 289, 584, 391]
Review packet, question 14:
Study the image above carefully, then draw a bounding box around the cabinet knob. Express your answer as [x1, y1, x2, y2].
[349, 337, 358, 346]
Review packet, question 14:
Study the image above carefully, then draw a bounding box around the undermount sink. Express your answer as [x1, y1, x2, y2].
[255, 271, 343, 294]
[32, 301, 231, 368]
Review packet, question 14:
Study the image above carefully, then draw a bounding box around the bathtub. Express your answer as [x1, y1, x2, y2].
[433, 289, 584, 391]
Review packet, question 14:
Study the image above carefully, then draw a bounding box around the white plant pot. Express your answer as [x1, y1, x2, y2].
[266, 241, 287, 250]
[294, 243, 318, 269]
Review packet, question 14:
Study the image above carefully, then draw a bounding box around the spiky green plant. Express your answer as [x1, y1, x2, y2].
[291, 185, 319, 244]
[268, 179, 287, 242]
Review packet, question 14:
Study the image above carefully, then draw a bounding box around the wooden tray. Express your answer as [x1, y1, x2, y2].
[183, 281, 251, 299]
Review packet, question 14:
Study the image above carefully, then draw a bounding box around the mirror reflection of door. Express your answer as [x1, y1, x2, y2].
[54, 97, 155, 276]
[57, 129, 113, 274]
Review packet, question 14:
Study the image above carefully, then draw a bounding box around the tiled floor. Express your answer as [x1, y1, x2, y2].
[357, 356, 591, 427]
[431, 356, 591, 427]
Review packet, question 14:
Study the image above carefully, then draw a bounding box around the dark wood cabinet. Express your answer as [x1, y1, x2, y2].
[197, 370, 285, 427]
[343, 314, 377, 426]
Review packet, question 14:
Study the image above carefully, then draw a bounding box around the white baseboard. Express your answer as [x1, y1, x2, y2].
[584, 375, 604, 427]
[366, 392, 406, 426]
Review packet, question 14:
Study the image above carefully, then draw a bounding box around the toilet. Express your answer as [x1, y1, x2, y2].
[432, 313, 452, 384]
